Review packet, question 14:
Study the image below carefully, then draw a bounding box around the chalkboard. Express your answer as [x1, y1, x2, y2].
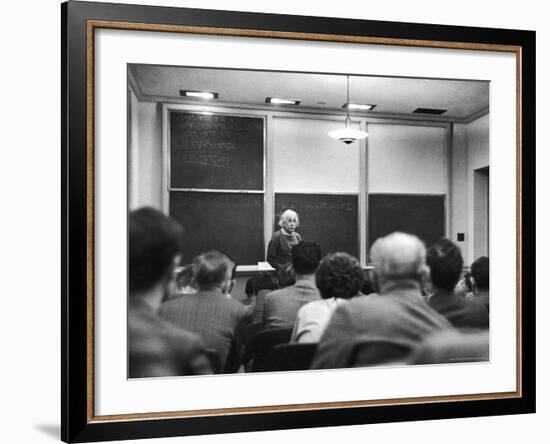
[274, 193, 359, 258]
[170, 192, 264, 265]
[368, 194, 445, 249]
[170, 112, 264, 190]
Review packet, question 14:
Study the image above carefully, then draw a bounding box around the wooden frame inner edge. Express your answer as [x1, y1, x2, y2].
[85, 19, 524, 423]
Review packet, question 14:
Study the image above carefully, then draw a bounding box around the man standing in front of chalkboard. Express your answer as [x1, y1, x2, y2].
[266, 209, 302, 279]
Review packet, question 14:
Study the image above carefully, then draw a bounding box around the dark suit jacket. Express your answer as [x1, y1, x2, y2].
[262, 278, 320, 330]
[311, 279, 453, 369]
[128, 298, 212, 378]
[159, 289, 250, 369]
[428, 289, 489, 330]
[266, 230, 302, 271]
[467, 290, 489, 312]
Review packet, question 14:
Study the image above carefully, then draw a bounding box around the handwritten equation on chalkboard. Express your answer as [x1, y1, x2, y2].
[170, 112, 264, 190]
[274, 193, 359, 257]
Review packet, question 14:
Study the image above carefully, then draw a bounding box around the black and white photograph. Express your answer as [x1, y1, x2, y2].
[127, 64, 491, 378]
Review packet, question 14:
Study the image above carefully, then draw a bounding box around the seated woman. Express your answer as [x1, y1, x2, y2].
[266, 209, 302, 272]
[291, 252, 364, 343]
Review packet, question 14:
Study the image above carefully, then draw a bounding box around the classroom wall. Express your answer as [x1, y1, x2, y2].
[367, 123, 446, 193]
[467, 113, 490, 263]
[451, 123, 469, 261]
[273, 117, 361, 192]
[130, 101, 459, 266]
[452, 113, 490, 265]
[128, 92, 163, 210]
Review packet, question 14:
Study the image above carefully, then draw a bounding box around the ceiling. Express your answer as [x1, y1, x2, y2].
[130, 64, 489, 122]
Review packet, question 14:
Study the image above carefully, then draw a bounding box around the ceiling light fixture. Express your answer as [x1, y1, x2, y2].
[343, 103, 376, 111]
[265, 97, 301, 105]
[328, 76, 369, 144]
[179, 90, 219, 99]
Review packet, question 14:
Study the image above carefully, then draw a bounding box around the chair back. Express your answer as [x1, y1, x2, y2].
[266, 342, 318, 371]
[250, 327, 293, 372]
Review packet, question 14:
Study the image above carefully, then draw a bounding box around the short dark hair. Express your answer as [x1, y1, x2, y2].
[254, 272, 278, 293]
[360, 268, 377, 295]
[176, 265, 193, 289]
[316, 252, 364, 300]
[426, 238, 464, 291]
[276, 264, 296, 287]
[471, 256, 489, 290]
[129, 207, 183, 293]
[291, 241, 322, 274]
[192, 250, 234, 290]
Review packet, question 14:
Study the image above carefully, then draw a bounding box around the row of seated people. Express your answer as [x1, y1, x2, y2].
[128, 207, 490, 378]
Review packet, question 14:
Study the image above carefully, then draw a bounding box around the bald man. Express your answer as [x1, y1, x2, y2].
[311, 232, 453, 369]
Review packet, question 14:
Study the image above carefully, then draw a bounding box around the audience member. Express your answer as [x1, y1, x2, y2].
[454, 271, 474, 298]
[128, 207, 211, 378]
[291, 252, 363, 343]
[266, 209, 302, 272]
[159, 250, 250, 372]
[248, 273, 279, 325]
[168, 265, 195, 300]
[311, 232, 452, 369]
[276, 263, 296, 288]
[468, 256, 490, 312]
[360, 268, 377, 296]
[426, 239, 489, 330]
[262, 242, 322, 330]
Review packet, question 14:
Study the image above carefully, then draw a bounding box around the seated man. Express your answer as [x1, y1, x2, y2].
[291, 252, 364, 343]
[128, 207, 211, 378]
[311, 232, 453, 369]
[468, 256, 490, 312]
[426, 239, 489, 330]
[248, 272, 279, 325]
[262, 242, 322, 330]
[159, 250, 250, 372]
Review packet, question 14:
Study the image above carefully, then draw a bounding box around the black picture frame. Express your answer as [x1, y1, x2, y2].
[62, 1, 536, 442]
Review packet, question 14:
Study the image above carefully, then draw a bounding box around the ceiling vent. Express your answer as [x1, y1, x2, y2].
[412, 107, 447, 115]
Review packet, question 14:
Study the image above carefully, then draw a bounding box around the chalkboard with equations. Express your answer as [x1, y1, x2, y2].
[274, 193, 359, 258]
[170, 192, 264, 265]
[170, 111, 264, 190]
[368, 194, 445, 249]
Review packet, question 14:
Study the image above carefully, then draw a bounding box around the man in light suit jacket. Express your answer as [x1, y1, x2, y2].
[159, 250, 250, 372]
[311, 232, 453, 369]
[262, 241, 322, 330]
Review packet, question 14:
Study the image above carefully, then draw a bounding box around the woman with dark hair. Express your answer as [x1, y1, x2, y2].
[291, 252, 363, 343]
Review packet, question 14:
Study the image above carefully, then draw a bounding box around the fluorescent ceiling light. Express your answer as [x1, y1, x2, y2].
[343, 103, 376, 111]
[179, 90, 219, 99]
[265, 97, 301, 105]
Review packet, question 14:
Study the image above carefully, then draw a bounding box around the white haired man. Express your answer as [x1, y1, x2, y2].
[266, 209, 302, 273]
[311, 232, 453, 369]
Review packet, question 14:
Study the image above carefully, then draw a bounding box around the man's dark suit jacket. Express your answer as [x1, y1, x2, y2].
[467, 290, 489, 313]
[428, 289, 489, 330]
[128, 298, 212, 378]
[262, 278, 320, 330]
[159, 288, 250, 369]
[311, 279, 453, 369]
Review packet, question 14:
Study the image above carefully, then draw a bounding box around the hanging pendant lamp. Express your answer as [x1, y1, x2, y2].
[328, 75, 368, 144]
